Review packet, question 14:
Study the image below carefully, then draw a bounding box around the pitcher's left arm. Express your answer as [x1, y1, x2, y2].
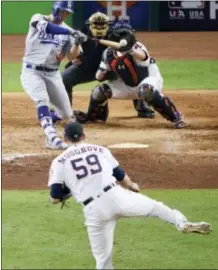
[48, 158, 72, 204]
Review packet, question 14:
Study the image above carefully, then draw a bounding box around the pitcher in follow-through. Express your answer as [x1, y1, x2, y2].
[48, 122, 212, 270]
[20, 1, 87, 150]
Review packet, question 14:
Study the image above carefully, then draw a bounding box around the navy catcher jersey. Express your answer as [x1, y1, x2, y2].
[99, 42, 150, 87]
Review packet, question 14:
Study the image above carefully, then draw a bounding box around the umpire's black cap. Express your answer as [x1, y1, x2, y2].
[64, 122, 84, 142]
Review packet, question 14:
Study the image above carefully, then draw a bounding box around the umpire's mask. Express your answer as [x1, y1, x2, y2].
[87, 12, 110, 38]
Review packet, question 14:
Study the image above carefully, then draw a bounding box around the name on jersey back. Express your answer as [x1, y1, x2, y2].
[58, 145, 104, 164]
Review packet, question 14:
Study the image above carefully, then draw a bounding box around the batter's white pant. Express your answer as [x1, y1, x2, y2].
[106, 63, 163, 100]
[20, 65, 72, 119]
[83, 185, 187, 270]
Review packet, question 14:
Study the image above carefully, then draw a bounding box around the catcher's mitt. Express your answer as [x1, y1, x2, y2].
[109, 28, 136, 52]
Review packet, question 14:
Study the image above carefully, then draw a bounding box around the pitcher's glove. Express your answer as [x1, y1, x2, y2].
[109, 28, 136, 52]
[60, 183, 72, 209]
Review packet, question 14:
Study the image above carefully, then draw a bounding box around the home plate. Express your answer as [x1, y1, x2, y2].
[108, 143, 149, 149]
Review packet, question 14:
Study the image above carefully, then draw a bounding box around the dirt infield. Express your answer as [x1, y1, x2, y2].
[2, 33, 218, 190]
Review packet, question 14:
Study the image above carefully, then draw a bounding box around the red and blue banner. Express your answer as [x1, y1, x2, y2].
[83, 1, 149, 31]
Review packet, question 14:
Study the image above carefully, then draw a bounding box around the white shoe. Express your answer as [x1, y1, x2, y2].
[45, 137, 68, 150]
[180, 222, 212, 234]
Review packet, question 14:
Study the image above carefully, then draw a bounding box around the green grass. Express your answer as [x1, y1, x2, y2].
[158, 60, 218, 90]
[2, 190, 218, 269]
[2, 60, 218, 92]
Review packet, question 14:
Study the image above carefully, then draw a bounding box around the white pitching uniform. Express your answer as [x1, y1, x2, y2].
[48, 142, 201, 270]
[21, 14, 74, 118]
[98, 42, 163, 100]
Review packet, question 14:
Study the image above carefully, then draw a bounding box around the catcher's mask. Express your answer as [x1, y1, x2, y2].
[86, 12, 111, 38]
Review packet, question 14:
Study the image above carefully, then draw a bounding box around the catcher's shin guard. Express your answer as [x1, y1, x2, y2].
[87, 97, 109, 122]
[139, 87, 184, 126]
[153, 94, 184, 127]
[133, 99, 155, 119]
[75, 98, 109, 124]
[75, 84, 111, 123]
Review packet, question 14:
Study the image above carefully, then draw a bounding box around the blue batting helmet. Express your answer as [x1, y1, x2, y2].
[52, 1, 74, 22]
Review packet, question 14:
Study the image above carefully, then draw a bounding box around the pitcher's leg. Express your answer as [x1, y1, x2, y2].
[119, 189, 211, 233]
[87, 219, 116, 270]
[119, 189, 187, 230]
[20, 68, 66, 149]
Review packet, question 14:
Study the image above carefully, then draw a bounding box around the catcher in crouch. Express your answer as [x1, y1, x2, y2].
[51, 13, 155, 123]
[75, 21, 185, 129]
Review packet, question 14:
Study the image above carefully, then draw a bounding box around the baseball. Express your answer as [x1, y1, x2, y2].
[119, 39, 127, 47]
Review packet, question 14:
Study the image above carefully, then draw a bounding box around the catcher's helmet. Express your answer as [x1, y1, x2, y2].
[112, 19, 135, 32]
[86, 12, 112, 38]
[52, 1, 74, 23]
[109, 19, 136, 51]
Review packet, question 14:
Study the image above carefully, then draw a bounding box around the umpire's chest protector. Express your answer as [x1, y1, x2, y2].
[107, 50, 149, 87]
[81, 39, 107, 70]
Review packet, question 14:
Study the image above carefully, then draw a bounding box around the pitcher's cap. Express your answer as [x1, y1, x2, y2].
[64, 122, 83, 141]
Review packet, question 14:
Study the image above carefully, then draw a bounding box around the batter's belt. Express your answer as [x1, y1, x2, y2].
[25, 63, 58, 72]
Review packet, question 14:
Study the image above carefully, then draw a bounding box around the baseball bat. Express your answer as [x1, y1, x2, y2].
[98, 39, 122, 50]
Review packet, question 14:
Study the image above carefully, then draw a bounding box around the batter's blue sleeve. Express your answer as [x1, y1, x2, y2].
[113, 166, 125, 181]
[31, 21, 71, 35]
[46, 22, 71, 35]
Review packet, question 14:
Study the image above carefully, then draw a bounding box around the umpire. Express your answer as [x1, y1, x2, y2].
[62, 12, 112, 106]
[57, 12, 154, 122]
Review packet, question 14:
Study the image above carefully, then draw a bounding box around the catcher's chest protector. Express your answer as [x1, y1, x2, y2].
[106, 49, 148, 87]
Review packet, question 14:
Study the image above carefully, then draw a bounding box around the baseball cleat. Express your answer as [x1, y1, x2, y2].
[173, 119, 185, 129]
[173, 112, 185, 128]
[45, 137, 68, 150]
[181, 222, 212, 234]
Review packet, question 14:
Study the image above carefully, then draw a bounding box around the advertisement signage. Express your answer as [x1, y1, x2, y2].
[159, 1, 218, 30]
[83, 1, 149, 31]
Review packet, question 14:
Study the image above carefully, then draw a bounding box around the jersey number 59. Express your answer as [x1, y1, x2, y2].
[71, 154, 102, 180]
